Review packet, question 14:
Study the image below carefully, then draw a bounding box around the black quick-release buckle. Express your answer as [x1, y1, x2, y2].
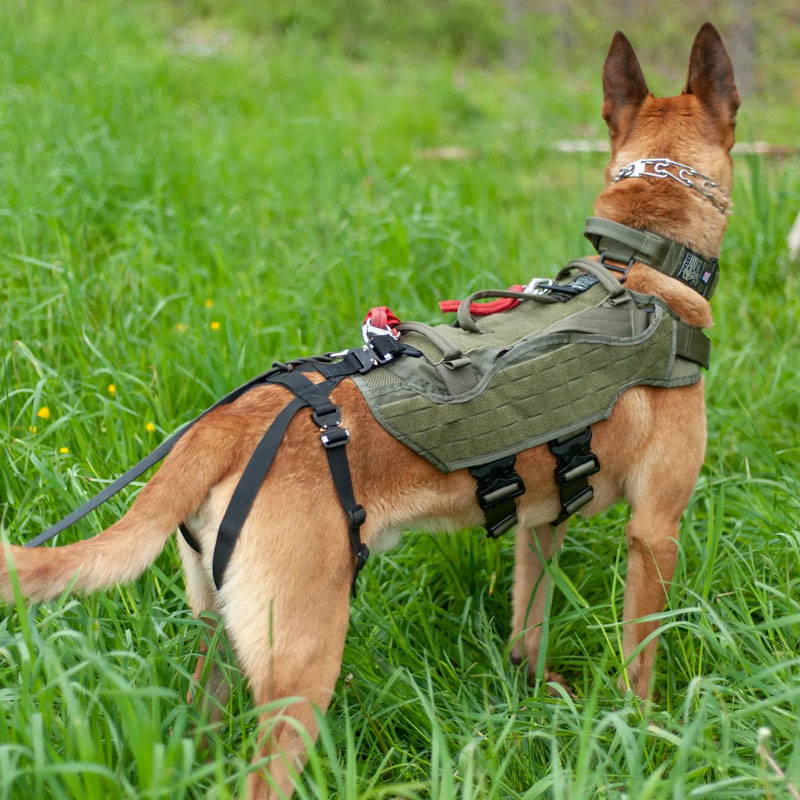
[352, 346, 378, 373]
[562, 486, 594, 517]
[469, 455, 526, 538]
[548, 427, 600, 525]
[368, 336, 397, 363]
[312, 402, 340, 428]
[549, 427, 595, 464]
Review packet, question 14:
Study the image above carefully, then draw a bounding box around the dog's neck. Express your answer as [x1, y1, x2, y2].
[590, 168, 726, 329]
[592, 180, 727, 260]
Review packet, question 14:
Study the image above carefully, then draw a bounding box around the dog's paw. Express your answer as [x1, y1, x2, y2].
[543, 670, 576, 699]
[510, 652, 577, 698]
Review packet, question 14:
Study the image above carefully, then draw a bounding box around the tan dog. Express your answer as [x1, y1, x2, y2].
[2, 24, 738, 800]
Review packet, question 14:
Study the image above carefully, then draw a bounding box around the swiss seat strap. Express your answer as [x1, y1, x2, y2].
[209, 367, 370, 596]
[211, 396, 308, 588]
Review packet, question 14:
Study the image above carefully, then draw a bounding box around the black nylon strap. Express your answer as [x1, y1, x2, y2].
[321, 439, 369, 595]
[315, 349, 376, 378]
[24, 366, 285, 549]
[263, 369, 370, 595]
[269, 369, 343, 409]
[211, 396, 307, 588]
[178, 522, 202, 554]
[210, 363, 372, 593]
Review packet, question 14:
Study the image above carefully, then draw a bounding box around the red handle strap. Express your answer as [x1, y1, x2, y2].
[439, 285, 526, 316]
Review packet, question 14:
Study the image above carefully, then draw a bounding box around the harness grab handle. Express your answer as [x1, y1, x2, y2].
[396, 321, 466, 363]
[455, 288, 559, 333]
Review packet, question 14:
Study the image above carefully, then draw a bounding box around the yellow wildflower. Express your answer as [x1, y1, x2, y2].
[175, 322, 188, 333]
[29, 425, 38, 434]
[204, 299, 214, 308]
[59, 447, 70, 454]
[210, 321, 221, 331]
[107, 383, 117, 395]
[37, 406, 50, 420]
[145, 422, 156, 432]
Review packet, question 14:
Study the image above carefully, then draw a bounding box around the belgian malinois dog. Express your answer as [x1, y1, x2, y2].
[2, 23, 739, 799]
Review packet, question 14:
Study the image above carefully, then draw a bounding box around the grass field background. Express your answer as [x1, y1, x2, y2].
[2, 1, 799, 798]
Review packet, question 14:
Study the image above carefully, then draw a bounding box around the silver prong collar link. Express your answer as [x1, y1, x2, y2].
[612, 157, 730, 214]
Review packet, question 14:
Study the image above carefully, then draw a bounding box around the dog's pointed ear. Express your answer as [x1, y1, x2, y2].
[685, 22, 740, 123]
[602, 31, 650, 142]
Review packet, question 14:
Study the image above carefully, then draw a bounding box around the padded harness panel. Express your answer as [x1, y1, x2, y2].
[353, 281, 700, 473]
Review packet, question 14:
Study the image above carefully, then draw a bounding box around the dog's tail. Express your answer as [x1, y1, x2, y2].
[1, 418, 231, 603]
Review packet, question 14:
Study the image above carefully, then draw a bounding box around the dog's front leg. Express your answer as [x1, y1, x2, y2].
[620, 509, 680, 698]
[619, 382, 706, 698]
[510, 523, 571, 692]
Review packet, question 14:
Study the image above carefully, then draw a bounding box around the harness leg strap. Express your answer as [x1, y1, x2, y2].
[321, 431, 370, 596]
[212, 396, 307, 589]
[179, 522, 202, 554]
[262, 369, 371, 596]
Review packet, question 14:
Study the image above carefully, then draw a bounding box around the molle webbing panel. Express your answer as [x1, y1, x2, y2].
[353, 284, 701, 473]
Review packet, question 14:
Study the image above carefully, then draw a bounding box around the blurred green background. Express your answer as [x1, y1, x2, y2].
[177, 0, 799, 139]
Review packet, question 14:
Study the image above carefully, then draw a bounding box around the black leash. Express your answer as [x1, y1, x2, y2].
[25, 365, 285, 549]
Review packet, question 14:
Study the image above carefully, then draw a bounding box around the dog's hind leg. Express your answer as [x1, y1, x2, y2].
[218, 502, 352, 800]
[510, 523, 571, 692]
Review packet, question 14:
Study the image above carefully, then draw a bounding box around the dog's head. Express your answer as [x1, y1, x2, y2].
[595, 23, 740, 255]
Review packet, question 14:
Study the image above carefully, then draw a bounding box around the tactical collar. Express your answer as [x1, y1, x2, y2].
[584, 216, 720, 299]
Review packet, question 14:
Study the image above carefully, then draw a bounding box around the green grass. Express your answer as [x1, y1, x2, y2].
[2, 1, 800, 798]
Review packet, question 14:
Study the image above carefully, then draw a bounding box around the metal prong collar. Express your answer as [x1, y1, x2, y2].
[613, 158, 730, 214]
